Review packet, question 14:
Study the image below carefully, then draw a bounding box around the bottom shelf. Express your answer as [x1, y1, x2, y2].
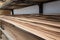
[0, 27, 45, 40]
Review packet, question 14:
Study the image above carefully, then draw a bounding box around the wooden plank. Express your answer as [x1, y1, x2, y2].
[0, 28, 15, 40]
[0, 15, 60, 40]
[3, 21, 60, 40]
[2, 21, 42, 40]
[1, 16, 60, 32]
[1, 34, 8, 40]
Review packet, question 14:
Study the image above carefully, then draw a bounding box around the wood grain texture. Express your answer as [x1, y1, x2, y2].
[1, 21, 42, 40]
[0, 15, 60, 40]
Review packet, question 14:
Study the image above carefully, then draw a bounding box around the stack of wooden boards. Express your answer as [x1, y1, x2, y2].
[0, 14, 60, 40]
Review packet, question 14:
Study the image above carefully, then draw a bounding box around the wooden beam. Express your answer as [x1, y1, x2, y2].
[0, 9, 12, 10]
[43, 0, 57, 3]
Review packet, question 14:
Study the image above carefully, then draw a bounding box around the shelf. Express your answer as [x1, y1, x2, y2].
[0, 15, 60, 40]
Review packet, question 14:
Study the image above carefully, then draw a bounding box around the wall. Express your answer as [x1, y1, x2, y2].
[43, 1, 60, 15]
[14, 5, 39, 15]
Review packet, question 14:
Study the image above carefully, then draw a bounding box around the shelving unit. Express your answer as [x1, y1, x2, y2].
[0, 0, 60, 40]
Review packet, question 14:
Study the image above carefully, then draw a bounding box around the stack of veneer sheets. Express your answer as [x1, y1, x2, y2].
[0, 14, 60, 40]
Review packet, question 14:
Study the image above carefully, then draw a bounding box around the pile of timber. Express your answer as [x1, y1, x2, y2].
[0, 14, 60, 40]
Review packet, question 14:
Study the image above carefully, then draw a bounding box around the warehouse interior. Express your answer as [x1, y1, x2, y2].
[0, 0, 60, 40]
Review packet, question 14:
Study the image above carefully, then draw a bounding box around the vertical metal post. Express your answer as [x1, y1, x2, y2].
[11, 9, 14, 15]
[39, 3, 43, 15]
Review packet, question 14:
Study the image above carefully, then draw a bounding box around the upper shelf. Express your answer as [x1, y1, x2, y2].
[0, 0, 52, 9]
